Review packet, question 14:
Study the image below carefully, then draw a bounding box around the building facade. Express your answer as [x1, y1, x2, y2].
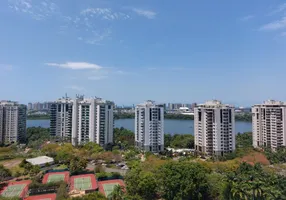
[71, 98, 114, 146]
[135, 101, 164, 153]
[50, 97, 73, 140]
[50, 96, 114, 146]
[194, 100, 235, 156]
[0, 101, 27, 144]
[252, 100, 286, 151]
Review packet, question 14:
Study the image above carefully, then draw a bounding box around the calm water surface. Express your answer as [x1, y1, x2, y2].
[27, 119, 252, 135]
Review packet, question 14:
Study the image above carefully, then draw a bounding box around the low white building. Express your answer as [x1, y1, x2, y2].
[26, 156, 54, 167]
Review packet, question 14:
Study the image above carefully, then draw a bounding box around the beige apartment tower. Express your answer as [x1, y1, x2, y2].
[194, 100, 235, 156]
[252, 100, 286, 151]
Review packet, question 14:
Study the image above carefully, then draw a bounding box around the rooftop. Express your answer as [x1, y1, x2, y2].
[26, 156, 54, 166]
[137, 100, 164, 107]
[255, 100, 285, 106]
[197, 100, 234, 108]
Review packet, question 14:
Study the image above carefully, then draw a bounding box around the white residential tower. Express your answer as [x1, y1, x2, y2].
[135, 101, 164, 153]
[194, 100, 235, 156]
[252, 100, 286, 151]
[50, 96, 114, 147]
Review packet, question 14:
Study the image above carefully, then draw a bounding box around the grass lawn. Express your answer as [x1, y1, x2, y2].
[0, 158, 23, 169]
[0, 158, 25, 177]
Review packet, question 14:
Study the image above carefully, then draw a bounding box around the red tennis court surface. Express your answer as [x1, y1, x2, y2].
[98, 179, 125, 197]
[42, 171, 70, 184]
[24, 193, 56, 200]
[0, 180, 31, 199]
[70, 174, 98, 191]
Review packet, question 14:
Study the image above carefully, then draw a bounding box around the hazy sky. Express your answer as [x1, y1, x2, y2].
[0, 0, 286, 106]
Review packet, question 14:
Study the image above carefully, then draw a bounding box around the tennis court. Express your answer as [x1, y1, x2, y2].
[103, 183, 119, 197]
[70, 174, 98, 192]
[74, 177, 92, 190]
[1, 184, 26, 198]
[42, 171, 70, 184]
[98, 179, 125, 197]
[47, 174, 65, 183]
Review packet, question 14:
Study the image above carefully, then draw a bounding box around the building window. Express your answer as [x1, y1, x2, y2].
[198, 111, 202, 121]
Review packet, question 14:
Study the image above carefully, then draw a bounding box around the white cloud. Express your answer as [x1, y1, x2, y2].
[46, 62, 103, 70]
[268, 3, 286, 16]
[132, 8, 156, 19]
[8, 0, 59, 20]
[65, 85, 86, 92]
[88, 76, 108, 80]
[81, 8, 130, 20]
[115, 70, 129, 75]
[260, 17, 286, 31]
[240, 15, 254, 21]
[85, 29, 112, 45]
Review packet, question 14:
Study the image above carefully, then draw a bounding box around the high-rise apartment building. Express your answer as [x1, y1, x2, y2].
[50, 96, 114, 146]
[135, 101, 164, 153]
[194, 100, 235, 156]
[0, 101, 27, 144]
[50, 97, 73, 140]
[252, 100, 286, 151]
[71, 97, 114, 146]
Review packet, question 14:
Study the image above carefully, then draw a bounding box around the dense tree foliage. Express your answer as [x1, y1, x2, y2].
[56, 182, 68, 200]
[68, 192, 107, 200]
[114, 127, 135, 149]
[164, 134, 194, 149]
[235, 113, 252, 122]
[82, 142, 104, 154]
[69, 157, 88, 173]
[0, 164, 12, 181]
[114, 113, 134, 120]
[109, 185, 125, 200]
[125, 160, 286, 200]
[236, 132, 252, 148]
[19, 159, 41, 176]
[125, 167, 157, 200]
[264, 147, 286, 164]
[222, 162, 286, 200]
[26, 127, 50, 149]
[157, 162, 209, 200]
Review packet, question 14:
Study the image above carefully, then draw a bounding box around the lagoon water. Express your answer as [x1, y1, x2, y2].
[27, 119, 252, 135]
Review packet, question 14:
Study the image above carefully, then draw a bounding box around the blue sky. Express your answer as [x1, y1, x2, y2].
[0, 0, 286, 106]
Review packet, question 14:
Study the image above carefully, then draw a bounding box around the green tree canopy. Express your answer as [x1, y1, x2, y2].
[157, 162, 209, 200]
[0, 165, 12, 182]
[125, 167, 157, 200]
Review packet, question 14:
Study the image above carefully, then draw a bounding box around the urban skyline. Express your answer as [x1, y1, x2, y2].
[1, 0, 286, 106]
